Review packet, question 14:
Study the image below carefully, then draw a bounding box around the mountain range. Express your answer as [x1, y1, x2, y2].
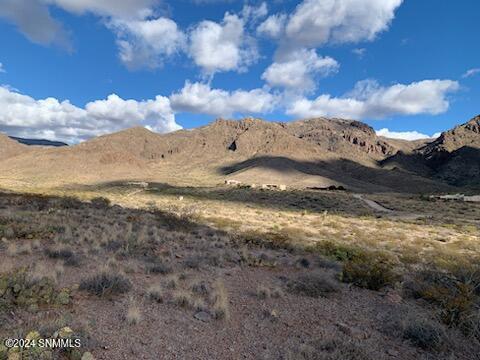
[0, 116, 478, 192]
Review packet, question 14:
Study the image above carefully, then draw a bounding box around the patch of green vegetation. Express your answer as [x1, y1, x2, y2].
[406, 265, 479, 329]
[310, 240, 362, 261]
[0, 268, 70, 314]
[341, 251, 400, 291]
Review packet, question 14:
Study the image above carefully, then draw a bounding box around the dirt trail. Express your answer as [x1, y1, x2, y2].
[353, 194, 393, 213]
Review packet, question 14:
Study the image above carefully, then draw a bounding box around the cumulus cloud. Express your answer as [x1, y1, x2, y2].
[287, 79, 459, 119]
[45, 0, 158, 19]
[376, 128, 436, 141]
[0, 0, 71, 50]
[259, 0, 402, 57]
[285, 0, 403, 46]
[262, 49, 339, 92]
[188, 13, 258, 76]
[241, 2, 268, 24]
[170, 81, 277, 117]
[462, 68, 480, 78]
[0, 63, 5, 73]
[0, 0, 175, 65]
[0, 86, 181, 142]
[257, 13, 287, 39]
[108, 17, 186, 69]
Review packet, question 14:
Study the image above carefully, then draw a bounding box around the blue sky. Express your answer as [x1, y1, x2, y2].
[0, 0, 478, 143]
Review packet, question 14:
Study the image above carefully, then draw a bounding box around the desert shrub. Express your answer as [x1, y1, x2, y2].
[146, 285, 164, 303]
[57, 196, 83, 209]
[211, 280, 229, 320]
[257, 285, 271, 299]
[341, 251, 399, 290]
[183, 255, 202, 269]
[90, 197, 111, 209]
[125, 304, 142, 325]
[46, 247, 81, 267]
[172, 290, 193, 308]
[403, 317, 448, 351]
[146, 260, 172, 275]
[79, 272, 131, 297]
[312, 241, 361, 262]
[191, 280, 210, 295]
[241, 230, 293, 251]
[0, 267, 69, 313]
[316, 256, 341, 270]
[405, 268, 477, 327]
[287, 271, 340, 298]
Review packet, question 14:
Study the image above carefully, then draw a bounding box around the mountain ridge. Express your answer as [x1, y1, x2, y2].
[0, 116, 477, 192]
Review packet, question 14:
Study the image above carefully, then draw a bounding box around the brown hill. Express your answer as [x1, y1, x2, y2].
[0, 117, 465, 192]
[381, 115, 480, 188]
[0, 133, 29, 159]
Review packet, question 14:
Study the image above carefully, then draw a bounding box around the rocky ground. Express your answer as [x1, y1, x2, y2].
[0, 192, 479, 360]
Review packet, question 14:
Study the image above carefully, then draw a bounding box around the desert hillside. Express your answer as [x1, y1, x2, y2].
[381, 115, 480, 188]
[0, 133, 30, 160]
[1, 116, 478, 192]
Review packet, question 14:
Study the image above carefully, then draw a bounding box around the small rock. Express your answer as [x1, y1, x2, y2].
[81, 351, 95, 360]
[56, 327, 74, 338]
[387, 349, 399, 357]
[336, 322, 369, 340]
[194, 311, 212, 322]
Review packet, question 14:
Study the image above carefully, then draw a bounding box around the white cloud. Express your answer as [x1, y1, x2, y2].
[262, 49, 339, 92]
[170, 81, 277, 117]
[44, 0, 157, 20]
[287, 79, 459, 119]
[285, 0, 403, 47]
[188, 13, 258, 76]
[108, 17, 186, 69]
[241, 2, 268, 23]
[257, 13, 286, 39]
[0, 0, 167, 60]
[462, 68, 480, 78]
[376, 128, 435, 141]
[352, 48, 366, 58]
[0, 86, 181, 142]
[0, 0, 71, 50]
[0, 63, 5, 73]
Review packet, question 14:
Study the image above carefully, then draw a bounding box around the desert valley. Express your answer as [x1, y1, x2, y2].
[1, 0, 480, 359]
[0, 115, 479, 359]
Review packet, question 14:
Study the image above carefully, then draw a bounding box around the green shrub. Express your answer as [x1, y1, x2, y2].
[341, 251, 399, 290]
[311, 241, 361, 261]
[406, 268, 477, 327]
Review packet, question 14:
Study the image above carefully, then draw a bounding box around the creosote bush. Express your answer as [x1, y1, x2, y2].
[341, 251, 399, 291]
[405, 266, 479, 328]
[403, 317, 448, 351]
[79, 272, 131, 297]
[287, 271, 340, 298]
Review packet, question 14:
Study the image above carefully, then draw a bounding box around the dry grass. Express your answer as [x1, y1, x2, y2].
[125, 303, 142, 325]
[211, 280, 229, 320]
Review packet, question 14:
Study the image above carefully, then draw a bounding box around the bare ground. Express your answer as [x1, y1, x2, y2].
[1, 191, 479, 360]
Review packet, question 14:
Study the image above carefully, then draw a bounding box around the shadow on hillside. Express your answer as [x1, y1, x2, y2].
[218, 155, 453, 194]
[64, 180, 372, 216]
[57, 154, 455, 217]
[380, 146, 480, 191]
